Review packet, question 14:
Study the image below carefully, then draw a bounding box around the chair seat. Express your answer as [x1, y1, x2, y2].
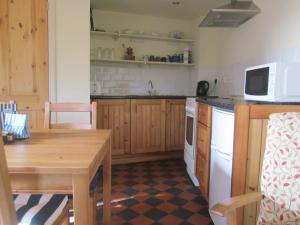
[13, 194, 68, 225]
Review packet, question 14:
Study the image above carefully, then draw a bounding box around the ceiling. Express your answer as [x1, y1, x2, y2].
[91, 0, 229, 20]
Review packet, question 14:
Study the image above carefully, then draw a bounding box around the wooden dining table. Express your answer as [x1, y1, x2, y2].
[4, 129, 112, 225]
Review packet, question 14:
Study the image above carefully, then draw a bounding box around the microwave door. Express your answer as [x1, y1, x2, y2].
[245, 67, 269, 96]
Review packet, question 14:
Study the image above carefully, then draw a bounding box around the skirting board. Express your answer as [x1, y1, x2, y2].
[112, 151, 183, 165]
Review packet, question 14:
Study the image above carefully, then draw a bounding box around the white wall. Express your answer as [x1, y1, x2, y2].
[190, 17, 222, 95]
[91, 10, 194, 96]
[219, 0, 300, 66]
[192, 0, 300, 97]
[49, 0, 90, 122]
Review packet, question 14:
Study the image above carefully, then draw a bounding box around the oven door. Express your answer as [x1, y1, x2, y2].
[185, 109, 196, 160]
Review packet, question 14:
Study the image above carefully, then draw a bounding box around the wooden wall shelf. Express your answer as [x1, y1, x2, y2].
[91, 31, 194, 43]
[91, 58, 195, 67]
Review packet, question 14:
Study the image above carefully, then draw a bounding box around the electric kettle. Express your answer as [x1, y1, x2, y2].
[196, 81, 210, 96]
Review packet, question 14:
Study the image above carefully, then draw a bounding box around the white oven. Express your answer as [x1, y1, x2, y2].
[184, 98, 199, 186]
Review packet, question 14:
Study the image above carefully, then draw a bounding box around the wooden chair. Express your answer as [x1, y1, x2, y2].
[44, 102, 97, 129]
[44, 102, 99, 225]
[0, 137, 69, 225]
[211, 112, 300, 225]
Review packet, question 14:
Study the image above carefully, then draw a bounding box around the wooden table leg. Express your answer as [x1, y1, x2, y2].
[103, 138, 112, 225]
[72, 174, 90, 225]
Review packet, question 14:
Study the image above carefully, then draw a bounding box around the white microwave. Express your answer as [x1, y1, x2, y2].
[244, 62, 300, 102]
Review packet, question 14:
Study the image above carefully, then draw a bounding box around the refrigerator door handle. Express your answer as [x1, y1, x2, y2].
[211, 144, 217, 150]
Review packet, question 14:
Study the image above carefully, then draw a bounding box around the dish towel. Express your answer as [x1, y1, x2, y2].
[0, 103, 17, 129]
[3, 113, 30, 139]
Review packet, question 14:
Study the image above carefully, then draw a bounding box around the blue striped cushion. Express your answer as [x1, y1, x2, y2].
[14, 194, 68, 225]
[3, 113, 30, 139]
[0, 103, 17, 129]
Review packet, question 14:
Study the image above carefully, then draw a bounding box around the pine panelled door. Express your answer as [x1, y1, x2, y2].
[0, 0, 49, 128]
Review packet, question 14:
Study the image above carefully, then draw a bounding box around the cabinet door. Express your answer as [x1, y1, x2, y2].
[165, 99, 186, 151]
[131, 99, 166, 154]
[196, 122, 211, 200]
[96, 99, 131, 155]
[0, 0, 48, 128]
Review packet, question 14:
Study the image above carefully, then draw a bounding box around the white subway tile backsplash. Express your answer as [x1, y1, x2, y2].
[111, 74, 124, 80]
[100, 74, 111, 81]
[91, 63, 193, 96]
[123, 74, 136, 81]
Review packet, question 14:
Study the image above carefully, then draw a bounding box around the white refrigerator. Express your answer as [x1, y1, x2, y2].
[209, 107, 235, 225]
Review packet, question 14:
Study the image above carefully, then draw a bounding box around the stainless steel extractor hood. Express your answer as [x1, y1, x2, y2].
[199, 0, 260, 27]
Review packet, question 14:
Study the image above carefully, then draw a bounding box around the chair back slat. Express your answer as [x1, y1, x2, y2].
[51, 123, 94, 130]
[44, 102, 97, 130]
[50, 103, 93, 112]
[0, 138, 17, 225]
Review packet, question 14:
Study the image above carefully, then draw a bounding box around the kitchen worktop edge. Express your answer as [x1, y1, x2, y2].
[196, 97, 300, 111]
[91, 95, 195, 100]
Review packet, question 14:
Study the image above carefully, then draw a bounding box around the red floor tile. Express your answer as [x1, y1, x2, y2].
[129, 215, 154, 225]
[130, 203, 152, 214]
[159, 214, 183, 225]
[156, 202, 177, 213]
[187, 213, 212, 225]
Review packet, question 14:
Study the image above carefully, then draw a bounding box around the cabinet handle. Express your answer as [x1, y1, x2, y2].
[249, 187, 256, 191]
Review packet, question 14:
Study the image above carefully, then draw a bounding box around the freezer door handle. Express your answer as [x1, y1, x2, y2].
[211, 145, 232, 161]
[211, 144, 217, 150]
[218, 151, 232, 161]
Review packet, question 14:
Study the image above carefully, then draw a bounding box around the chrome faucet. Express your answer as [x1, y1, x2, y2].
[148, 80, 155, 95]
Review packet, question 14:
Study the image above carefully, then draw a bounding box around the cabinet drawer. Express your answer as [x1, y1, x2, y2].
[196, 155, 205, 183]
[197, 123, 211, 160]
[198, 104, 212, 127]
[196, 154, 209, 200]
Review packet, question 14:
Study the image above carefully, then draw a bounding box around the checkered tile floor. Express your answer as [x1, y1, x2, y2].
[96, 159, 213, 225]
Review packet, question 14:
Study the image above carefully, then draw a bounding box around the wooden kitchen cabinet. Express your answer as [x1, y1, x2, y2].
[0, 0, 48, 128]
[165, 99, 186, 151]
[94, 98, 184, 163]
[131, 99, 166, 154]
[96, 99, 131, 155]
[196, 103, 212, 201]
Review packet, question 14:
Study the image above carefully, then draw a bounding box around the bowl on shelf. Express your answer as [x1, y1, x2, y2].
[151, 32, 162, 37]
[121, 29, 134, 34]
[134, 30, 145, 35]
[168, 31, 184, 39]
